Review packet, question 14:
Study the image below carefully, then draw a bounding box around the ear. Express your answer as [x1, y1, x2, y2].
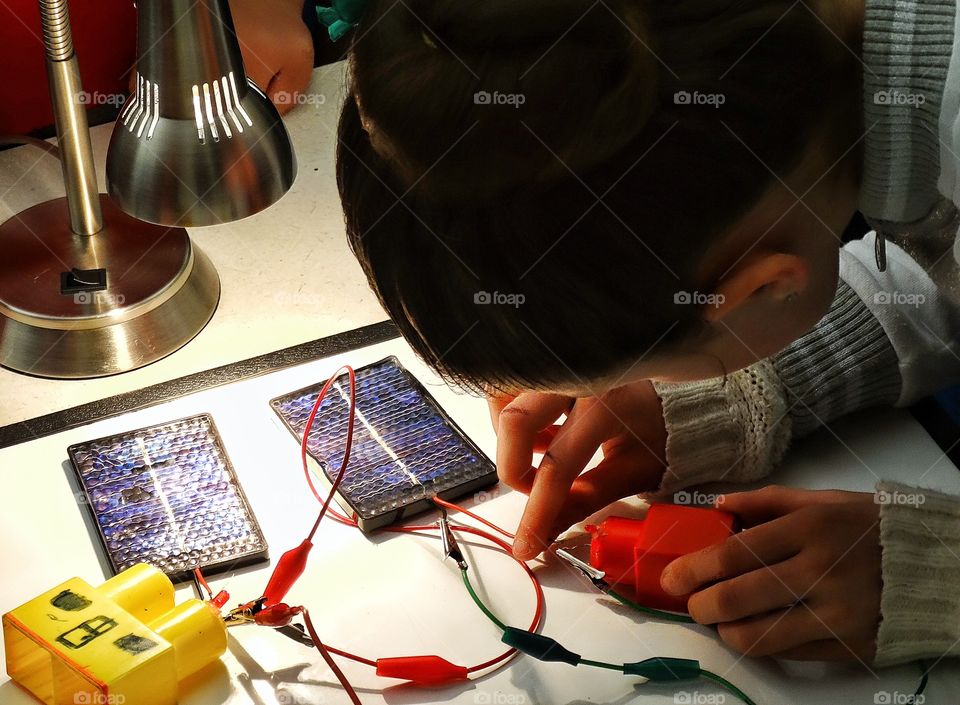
[703, 250, 809, 323]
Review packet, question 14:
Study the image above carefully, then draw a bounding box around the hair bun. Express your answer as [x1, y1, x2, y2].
[350, 0, 658, 202]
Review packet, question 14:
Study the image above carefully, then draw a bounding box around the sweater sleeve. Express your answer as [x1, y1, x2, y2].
[860, 0, 957, 224]
[875, 481, 960, 666]
[652, 218, 960, 496]
[651, 276, 901, 497]
[649, 0, 960, 497]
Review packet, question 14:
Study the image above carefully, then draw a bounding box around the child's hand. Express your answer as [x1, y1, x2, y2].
[229, 0, 314, 114]
[488, 382, 668, 560]
[661, 486, 881, 662]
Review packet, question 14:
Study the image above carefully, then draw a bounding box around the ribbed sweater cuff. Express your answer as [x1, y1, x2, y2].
[773, 280, 901, 438]
[651, 360, 792, 498]
[861, 0, 956, 222]
[875, 481, 960, 666]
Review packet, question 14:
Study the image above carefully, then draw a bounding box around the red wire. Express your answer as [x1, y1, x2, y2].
[285, 363, 544, 684]
[305, 522, 544, 673]
[302, 366, 357, 541]
[423, 523, 544, 673]
[289, 366, 364, 701]
[432, 496, 516, 540]
[324, 644, 377, 668]
[193, 567, 213, 598]
[302, 610, 363, 705]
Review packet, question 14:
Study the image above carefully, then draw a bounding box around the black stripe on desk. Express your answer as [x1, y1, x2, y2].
[0, 320, 400, 449]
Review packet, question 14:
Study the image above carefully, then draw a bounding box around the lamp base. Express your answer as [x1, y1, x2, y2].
[0, 195, 220, 378]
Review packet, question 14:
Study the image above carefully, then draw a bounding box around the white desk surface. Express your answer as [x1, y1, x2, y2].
[0, 62, 386, 427]
[1, 336, 958, 705]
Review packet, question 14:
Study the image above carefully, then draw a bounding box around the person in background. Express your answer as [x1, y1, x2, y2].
[0, 0, 315, 136]
[335, 0, 960, 668]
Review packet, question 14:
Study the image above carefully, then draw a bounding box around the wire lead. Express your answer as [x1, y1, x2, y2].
[555, 549, 605, 582]
[439, 508, 468, 570]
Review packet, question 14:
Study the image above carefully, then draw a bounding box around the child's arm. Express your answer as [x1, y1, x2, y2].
[229, 0, 314, 114]
[659, 484, 960, 666]
[655, 0, 960, 497]
[652, 278, 896, 495]
[500, 236, 960, 559]
[653, 232, 960, 498]
[872, 480, 960, 665]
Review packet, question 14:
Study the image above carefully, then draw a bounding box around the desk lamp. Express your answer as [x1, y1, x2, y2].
[0, 0, 296, 378]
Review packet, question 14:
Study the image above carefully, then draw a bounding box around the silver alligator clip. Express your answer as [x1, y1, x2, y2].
[439, 507, 468, 571]
[556, 548, 606, 583]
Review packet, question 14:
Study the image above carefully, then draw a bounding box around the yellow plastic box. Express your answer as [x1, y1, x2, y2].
[3, 564, 226, 705]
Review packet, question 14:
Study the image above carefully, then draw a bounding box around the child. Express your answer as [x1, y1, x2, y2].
[335, 0, 960, 667]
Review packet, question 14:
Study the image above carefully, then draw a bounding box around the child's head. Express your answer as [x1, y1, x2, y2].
[338, 0, 863, 394]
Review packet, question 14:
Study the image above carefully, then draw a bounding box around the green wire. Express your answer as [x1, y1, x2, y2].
[579, 659, 624, 671]
[699, 669, 758, 705]
[604, 586, 696, 623]
[460, 568, 509, 632]
[459, 566, 757, 705]
[577, 661, 757, 705]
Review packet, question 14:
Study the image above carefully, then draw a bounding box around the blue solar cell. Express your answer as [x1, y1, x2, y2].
[68, 414, 268, 577]
[271, 357, 497, 531]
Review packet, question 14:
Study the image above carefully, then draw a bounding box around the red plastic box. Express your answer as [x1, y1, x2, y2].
[588, 504, 736, 612]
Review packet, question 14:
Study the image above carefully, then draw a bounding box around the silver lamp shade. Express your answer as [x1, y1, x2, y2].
[106, 0, 297, 227]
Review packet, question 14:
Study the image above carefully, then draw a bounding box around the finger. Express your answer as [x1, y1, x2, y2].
[717, 606, 838, 657]
[661, 514, 802, 595]
[238, 44, 276, 95]
[718, 485, 855, 526]
[514, 399, 617, 559]
[496, 393, 571, 494]
[487, 394, 515, 434]
[773, 638, 876, 662]
[687, 558, 806, 624]
[490, 396, 561, 451]
[552, 451, 665, 531]
[264, 43, 314, 115]
[533, 425, 561, 453]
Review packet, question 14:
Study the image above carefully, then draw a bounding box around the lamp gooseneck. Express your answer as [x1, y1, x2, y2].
[39, 0, 102, 236]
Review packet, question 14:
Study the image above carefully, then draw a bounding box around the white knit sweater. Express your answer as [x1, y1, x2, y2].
[651, 0, 960, 667]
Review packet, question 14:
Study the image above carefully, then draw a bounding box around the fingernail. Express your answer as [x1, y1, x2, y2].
[512, 537, 531, 559]
[660, 567, 682, 595]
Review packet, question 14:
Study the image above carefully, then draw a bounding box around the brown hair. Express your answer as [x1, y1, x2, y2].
[338, 0, 860, 392]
